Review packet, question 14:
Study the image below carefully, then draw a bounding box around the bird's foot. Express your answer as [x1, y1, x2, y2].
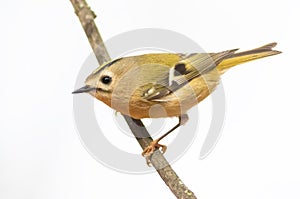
[142, 140, 167, 156]
[142, 140, 167, 166]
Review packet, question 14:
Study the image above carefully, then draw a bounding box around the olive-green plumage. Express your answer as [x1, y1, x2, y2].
[73, 42, 281, 156]
[76, 42, 280, 119]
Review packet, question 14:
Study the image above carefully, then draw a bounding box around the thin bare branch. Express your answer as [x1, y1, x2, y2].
[69, 0, 197, 198]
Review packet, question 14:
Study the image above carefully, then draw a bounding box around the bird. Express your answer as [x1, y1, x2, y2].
[73, 42, 281, 157]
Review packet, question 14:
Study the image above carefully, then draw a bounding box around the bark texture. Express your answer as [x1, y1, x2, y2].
[70, 1, 197, 198]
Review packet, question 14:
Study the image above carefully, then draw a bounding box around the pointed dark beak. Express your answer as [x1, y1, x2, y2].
[72, 85, 95, 94]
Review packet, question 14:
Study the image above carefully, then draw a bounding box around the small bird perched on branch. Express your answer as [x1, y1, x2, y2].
[73, 42, 281, 157]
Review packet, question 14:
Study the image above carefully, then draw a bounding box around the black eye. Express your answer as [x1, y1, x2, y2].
[101, 76, 112, 84]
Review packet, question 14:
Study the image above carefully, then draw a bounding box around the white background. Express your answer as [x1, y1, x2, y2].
[1, 0, 299, 198]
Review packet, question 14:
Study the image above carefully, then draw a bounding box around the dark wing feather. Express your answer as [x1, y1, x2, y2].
[143, 50, 238, 101]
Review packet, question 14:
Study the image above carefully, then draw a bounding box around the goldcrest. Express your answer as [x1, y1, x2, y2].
[73, 43, 281, 156]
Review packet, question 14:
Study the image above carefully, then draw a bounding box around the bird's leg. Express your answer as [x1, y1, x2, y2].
[142, 114, 189, 159]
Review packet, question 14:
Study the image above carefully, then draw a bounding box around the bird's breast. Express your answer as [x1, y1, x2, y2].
[107, 73, 219, 119]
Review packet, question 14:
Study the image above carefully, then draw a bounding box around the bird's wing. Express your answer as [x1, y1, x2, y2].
[143, 50, 238, 101]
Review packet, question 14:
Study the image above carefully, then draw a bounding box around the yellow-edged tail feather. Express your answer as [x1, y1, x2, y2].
[217, 42, 281, 74]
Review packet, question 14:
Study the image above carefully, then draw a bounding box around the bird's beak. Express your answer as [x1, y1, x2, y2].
[72, 85, 95, 94]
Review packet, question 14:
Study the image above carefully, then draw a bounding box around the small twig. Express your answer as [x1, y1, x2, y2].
[70, 0, 109, 65]
[69, 0, 197, 198]
[123, 116, 196, 198]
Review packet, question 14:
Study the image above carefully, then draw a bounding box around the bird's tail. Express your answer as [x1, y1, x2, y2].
[217, 42, 281, 74]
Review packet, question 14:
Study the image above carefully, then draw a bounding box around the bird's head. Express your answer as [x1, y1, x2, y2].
[72, 58, 123, 106]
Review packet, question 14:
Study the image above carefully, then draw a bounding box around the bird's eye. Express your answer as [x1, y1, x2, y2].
[101, 76, 112, 84]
